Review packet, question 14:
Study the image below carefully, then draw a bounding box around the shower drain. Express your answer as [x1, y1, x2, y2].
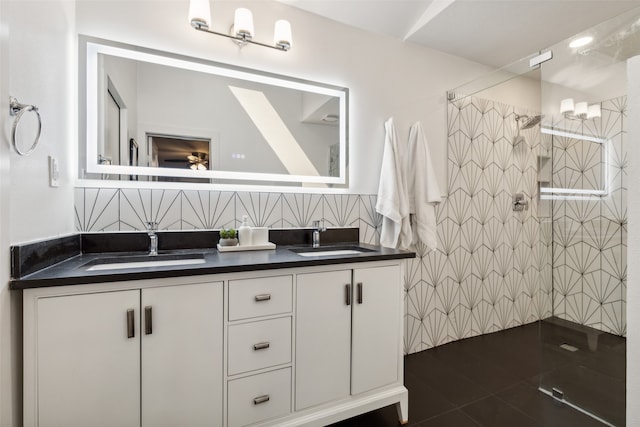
[559, 343, 579, 352]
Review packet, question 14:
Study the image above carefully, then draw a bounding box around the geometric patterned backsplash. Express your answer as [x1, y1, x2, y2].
[74, 95, 626, 356]
[549, 96, 627, 336]
[75, 189, 373, 233]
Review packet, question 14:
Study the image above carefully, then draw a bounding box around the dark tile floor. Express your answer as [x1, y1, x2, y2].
[332, 319, 626, 427]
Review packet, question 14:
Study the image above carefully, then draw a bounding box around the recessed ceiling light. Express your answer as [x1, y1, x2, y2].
[569, 36, 593, 48]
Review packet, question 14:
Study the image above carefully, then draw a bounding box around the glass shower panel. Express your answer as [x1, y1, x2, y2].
[538, 7, 638, 426]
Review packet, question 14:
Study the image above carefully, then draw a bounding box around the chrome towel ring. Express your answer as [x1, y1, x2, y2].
[9, 96, 42, 156]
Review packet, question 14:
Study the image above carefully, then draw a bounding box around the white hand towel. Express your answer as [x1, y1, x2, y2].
[376, 118, 412, 249]
[407, 121, 442, 250]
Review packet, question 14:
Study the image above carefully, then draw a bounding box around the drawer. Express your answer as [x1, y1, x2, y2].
[227, 368, 291, 427]
[229, 275, 292, 321]
[228, 317, 291, 375]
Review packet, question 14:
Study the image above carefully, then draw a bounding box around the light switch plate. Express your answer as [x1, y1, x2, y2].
[49, 156, 60, 187]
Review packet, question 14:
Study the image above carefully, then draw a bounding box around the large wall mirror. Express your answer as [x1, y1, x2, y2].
[79, 37, 348, 188]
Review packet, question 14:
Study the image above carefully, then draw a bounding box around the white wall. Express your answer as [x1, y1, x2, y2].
[1, 2, 77, 426]
[626, 54, 640, 426]
[0, 1, 12, 425]
[8, 1, 76, 243]
[476, 73, 541, 112]
[76, 0, 491, 196]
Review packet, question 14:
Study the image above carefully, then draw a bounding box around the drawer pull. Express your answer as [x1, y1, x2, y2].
[255, 294, 272, 302]
[253, 341, 271, 351]
[357, 282, 363, 304]
[253, 395, 270, 405]
[126, 309, 135, 338]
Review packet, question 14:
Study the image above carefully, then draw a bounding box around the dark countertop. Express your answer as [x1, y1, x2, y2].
[10, 243, 415, 290]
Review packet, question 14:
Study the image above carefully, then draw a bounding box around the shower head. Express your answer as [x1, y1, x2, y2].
[515, 114, 543, 130]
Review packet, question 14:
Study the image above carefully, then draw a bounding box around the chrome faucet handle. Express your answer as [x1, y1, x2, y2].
[312, 219, 326, 231]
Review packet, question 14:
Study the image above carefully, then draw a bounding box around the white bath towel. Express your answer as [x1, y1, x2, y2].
[376, 118, 412, 249]
[407, 121, 442, 250]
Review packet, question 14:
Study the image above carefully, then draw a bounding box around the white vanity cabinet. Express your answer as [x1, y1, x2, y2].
[141, 283, 223, 427]
[23, 259, 408, 427]
[226, 275, 294, 427]
[23, 279, 224, 427]
[34, 290, 142, 427]
[295, 265, 402, 410]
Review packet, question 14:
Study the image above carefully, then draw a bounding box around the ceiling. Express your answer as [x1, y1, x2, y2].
[279, 0, 640, 68]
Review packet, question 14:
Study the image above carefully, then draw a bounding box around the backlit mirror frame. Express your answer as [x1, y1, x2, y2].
[80, 37, 348, 187]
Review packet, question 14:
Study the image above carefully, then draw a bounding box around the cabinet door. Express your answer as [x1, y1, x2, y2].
[37, 290, 140, 427]
[351, 265, 401, 395]
[141, 282, 223, 427]
[295, 270, 352, 410]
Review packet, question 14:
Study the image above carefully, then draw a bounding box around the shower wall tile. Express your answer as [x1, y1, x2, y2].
[551, 95, 627, 337]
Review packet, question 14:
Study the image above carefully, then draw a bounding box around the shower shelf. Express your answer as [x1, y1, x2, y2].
[538, 155, 551, 184]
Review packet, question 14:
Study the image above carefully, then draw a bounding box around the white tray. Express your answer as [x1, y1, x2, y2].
[216, 242, 276, 252]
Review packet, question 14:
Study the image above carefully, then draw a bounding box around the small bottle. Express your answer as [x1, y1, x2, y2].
[238, 215, 253, 246]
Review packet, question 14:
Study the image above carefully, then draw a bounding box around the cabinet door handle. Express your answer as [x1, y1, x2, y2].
[345, 284, 351, 306]
[126, 309, 135, 338]
[255, 294, 271, 302]
[144, 306, 153, 335]
[253, 395, 270, 405]
[357, 282, 363, 304]
[253, 342, 270, 351]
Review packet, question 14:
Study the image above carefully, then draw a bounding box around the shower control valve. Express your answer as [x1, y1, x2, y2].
[513, 193, 529, 212]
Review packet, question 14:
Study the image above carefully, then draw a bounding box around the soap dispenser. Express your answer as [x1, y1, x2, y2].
[238, 215, 253, 246]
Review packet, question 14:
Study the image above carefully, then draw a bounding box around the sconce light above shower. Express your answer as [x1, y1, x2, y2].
[188, 0, 293, 51]
[560, 98, 601, 119]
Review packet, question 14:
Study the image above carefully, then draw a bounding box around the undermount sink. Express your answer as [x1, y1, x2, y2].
[289, 246, 376, 257]
[82, 253, 206, 272]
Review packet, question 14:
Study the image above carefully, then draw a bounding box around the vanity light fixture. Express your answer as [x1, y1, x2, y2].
[587, 104, 601, 119]
[574, 101, 588, 118]
[188, 0, 293, 51]
[559, 98, 601, 120]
